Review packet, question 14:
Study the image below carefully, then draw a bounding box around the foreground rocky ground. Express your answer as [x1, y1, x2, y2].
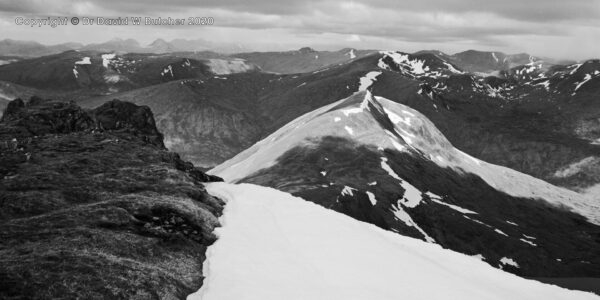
[0, 97, 223, 299]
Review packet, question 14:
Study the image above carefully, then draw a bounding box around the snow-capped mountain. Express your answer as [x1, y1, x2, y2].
[62, 49, 600, 193]
[378, 50, 600, 100]
[189, 182, 598, 300]
[1, 47, 598, 193]
[209, 81, 600, 277]
[210, 89, 598, 222]
[0, 51, 257, 93]
[371, 50, 600, 194]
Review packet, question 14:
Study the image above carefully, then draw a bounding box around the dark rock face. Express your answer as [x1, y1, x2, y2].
[0, 97, 222, 299]
[93, 99, 165, 148]
[0, 97, 94, 136]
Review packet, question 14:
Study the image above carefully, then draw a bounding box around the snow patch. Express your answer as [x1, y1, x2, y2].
[495, 229, 509, 237]
[341, 92, 371, 116]
[444, 62, 464, 74]
[161, 65, 174, 77]
[384, 107, 411, 126]
[427, 192, 478, 214]
[207, 58, 254, 75]
[574, 74, 592, 91]
[101, 53, 116, 68]
[472, 254, 486, 261]
[366, 191, 377, 205]
[569, 64, 583, 75]
[534, 80, 550, 91]
[500, 257, 520, 268]
[341, 186, 356, 196]
[381, 158, 422, 208]
[380, 157, 401, 181]
[74, 57, 91, 65]
[348, 49, 356, 59]
[391, 202, 435, 243]
[464, 215, 492, 228]
[344, 126, 354, 135]
[520, 238, 537, 247]
[358, 71, 382, 91]
[378, 51, 430, 76]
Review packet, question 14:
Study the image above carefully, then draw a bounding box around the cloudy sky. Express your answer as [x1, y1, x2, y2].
[0, 0, 599, 59]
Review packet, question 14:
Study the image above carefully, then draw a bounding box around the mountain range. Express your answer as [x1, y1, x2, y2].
[0, 38, 250, 58]
[1, 43, 599, 298]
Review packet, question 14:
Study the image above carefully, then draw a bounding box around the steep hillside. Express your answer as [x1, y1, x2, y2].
[0, 97, 222, 299]
[210, 91, 600, 280]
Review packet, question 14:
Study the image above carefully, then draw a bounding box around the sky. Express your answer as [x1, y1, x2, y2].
[0, 0, 599, 60]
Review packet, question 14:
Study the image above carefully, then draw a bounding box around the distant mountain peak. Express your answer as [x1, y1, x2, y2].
[150, 38, 168, 45]
[298, 47, 316, 54]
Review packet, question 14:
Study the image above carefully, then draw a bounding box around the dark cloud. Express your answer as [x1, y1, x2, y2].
[2, 0, 599, 21]
[368, 0, 600, 22]
[0, 0, 598, 59]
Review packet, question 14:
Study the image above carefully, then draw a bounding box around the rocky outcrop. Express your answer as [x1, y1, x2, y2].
[0, 97, 222, 299]
[0, 96, 94, 135]
[93, 99, 165, 148]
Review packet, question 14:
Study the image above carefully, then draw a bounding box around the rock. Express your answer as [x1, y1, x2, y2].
[92, 99, 165, 148]
[298, 47, 316, 54]
[0, 97, 24, 120]
[0, 97, 223, 299]
[0, 97, 94, 135]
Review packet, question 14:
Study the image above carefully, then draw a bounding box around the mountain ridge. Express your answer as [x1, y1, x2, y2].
[209, 90, 600, 280]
